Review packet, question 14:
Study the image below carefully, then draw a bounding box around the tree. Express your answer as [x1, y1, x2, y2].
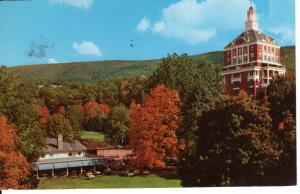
[97, 76, 148, 106]
[264, 76, 296, 185]
[83, 102, 109, 132]
[37, 105, 50, 126]
[267, 76, 296, 128]
[148, 54, 224, 146]
[0, 114, 30, 189]
[268, 111, 296, 185]
[1, 67, 44, 163]
[19, 122, 45, 162]
[178, 93, 280, 186]
[97, 79, 120, 106]
[65, 105, 84, 139]
[129, 84, 183, 169]
[46, 114, 73, 141]
[276, 112, 296, 184]
[105, 104, 131, 146]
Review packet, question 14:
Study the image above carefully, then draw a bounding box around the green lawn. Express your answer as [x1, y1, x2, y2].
[38, 175, 181, 189]
[80, 130, 105, 142]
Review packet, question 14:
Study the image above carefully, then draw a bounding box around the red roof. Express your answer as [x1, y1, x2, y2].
[96, 149, 133, 160]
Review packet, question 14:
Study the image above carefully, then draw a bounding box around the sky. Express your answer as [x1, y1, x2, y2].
[0, 0, 295, 67]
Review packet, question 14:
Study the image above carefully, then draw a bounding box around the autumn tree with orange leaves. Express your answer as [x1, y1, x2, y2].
[129, 84, 183, 169]
[83, 102, 110, 132]
[0, 114, 30, 189]
[37, 105, 50, 126]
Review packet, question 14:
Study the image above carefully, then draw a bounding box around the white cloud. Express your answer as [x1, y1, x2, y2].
[49, 0, 94, 9]
[136, 17, 151, 32]
[148, 0, 250, 45]
[73, 41, 102, 57]
[152, 21, 165, 33]
[264, 0, 295, 45]
[48, 58, 58, 64]
[269, 26, 295, 44]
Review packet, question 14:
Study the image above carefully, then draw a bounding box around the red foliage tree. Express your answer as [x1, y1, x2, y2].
[57, 106, 66, 115]
[83, 102, 110, 119]
[129, 84, 182, 169]
[0, 114, 30, 189]
[37, 105, 50, 126]
[99, 103, 110, 114]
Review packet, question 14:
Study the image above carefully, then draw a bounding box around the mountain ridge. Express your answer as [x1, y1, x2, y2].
[6, 46, 295, 84]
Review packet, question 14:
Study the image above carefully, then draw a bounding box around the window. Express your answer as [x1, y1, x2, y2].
[243, 56, 248, 62]
[258, 53, 262, 60]
[238, 48, 242, 55]
[41, 154, 45, 158]
[77, 152, 82, 155]
[233, 89, 240, 96]
[233, 49, 236, 56]
[233, 81, 240, 88]
[249, 70, 254, 76]
[248, 88, 254, 95]
[233, 58, 237, 64]
[238, 56, 242, 64]
[250, 53, 255, 61]
[233, 73, 240, 78]
[249, 79, 254, 86]
[69, 153, 72, 156]
[243, 47, 248, 54]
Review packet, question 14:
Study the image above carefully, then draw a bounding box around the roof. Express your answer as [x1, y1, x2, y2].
[96, 149, 133, 160]
[36, 155, 105, 165]
[225, 30, 278, 49]
[35, 155, 107, 170]
[45, 137, 87, 153]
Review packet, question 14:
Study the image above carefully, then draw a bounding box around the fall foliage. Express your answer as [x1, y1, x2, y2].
[129, 84, 182, 169]
[38, 105, 50, 126]
[0, 114, 30, 189]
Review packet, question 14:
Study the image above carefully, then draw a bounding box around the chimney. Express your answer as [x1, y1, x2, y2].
[58, 134, 63, 150]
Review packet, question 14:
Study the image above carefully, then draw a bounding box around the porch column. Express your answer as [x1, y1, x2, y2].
[36, 169, 39, 179]
[52, 163, 55, 177]
[80, 161, 83, 174]
[66, 163, 69, 176]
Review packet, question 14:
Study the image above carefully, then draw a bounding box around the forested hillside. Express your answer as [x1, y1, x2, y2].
[6, 46, 294, 84]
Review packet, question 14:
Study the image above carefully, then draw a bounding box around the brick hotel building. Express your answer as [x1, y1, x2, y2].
[221, 5, 286, 97]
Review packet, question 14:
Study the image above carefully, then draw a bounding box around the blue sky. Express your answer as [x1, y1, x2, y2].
[0, 0, 295, 67]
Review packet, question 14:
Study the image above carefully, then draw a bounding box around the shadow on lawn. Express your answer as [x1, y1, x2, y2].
[153, 169, 179, 180]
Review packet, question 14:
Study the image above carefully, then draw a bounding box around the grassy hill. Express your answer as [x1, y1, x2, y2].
[7, 46, 294, 84]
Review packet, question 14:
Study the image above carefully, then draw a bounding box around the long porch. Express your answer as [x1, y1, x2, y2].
[35, 155, 108, 179]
